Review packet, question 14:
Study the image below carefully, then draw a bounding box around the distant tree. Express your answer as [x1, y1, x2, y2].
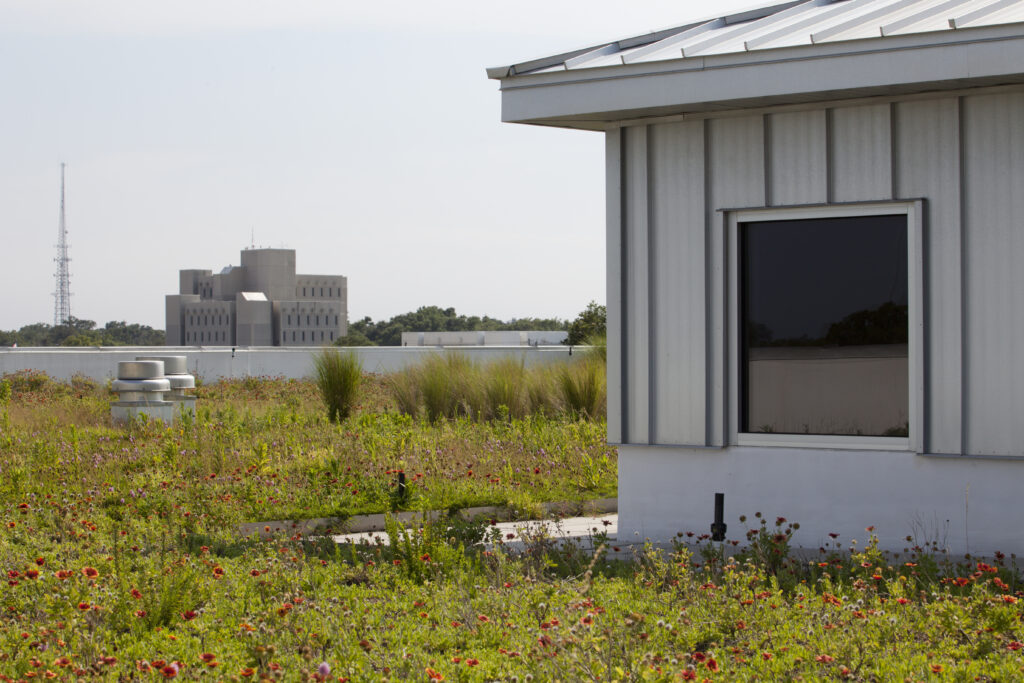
[565, 301, 606, 345]
[332, 307, 568, 346]
[0, 318, 164, 347]
[101, 321, 165, 345]
[335, 328, 375, 346]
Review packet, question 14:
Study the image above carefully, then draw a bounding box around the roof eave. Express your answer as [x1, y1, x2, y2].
[495, 22, 1024, 127]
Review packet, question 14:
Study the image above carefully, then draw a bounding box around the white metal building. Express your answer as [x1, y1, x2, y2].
[490, 0, 1024, 555]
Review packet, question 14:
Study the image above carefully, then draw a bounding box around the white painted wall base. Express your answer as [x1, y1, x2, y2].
[0, 345, 576, 382]
[618, 444, 1024, 558]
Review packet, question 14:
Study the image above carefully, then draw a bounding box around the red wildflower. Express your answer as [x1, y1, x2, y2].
[681, 670, 697, 681]
[425, 667, 444, 680]
[212, 566, 224, 578]
[35, 558, 45, 566]
[419, 554, 431, 563]
[477, 615, 489, 622]
[200, 653, 216, 663]
[161, 663, 179, 679]
[691, 652, 706, 663]
[131, 589, 143, 600]
[706, 658, 719, 672]
[930, 664, 943, 674]
[135, 610, 147, 618]
[181, 611, 197, 621]
[25, 570, 38, 579]
[239, 668, 254, 677]
[249, 569, 260, 577]
[1008, 641, 1023, 651]
[77, 602, 90, 611]
[81, 567, 99, 578]
[465, 659, 479, 667]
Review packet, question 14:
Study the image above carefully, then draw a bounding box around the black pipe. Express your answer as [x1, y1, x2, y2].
[710, 492, 727, 542]
[397, 471, 407, 502]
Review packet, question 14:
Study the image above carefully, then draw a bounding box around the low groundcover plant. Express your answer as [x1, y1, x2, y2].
[0, 372, 1021, 680]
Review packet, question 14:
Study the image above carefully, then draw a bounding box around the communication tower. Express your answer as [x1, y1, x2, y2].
[53, 163, 72, 326]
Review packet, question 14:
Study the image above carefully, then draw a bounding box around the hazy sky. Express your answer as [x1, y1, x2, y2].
[1, 0, 760, 331]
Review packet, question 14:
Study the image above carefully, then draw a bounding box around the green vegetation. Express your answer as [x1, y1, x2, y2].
[0, 317, 165, 347]
[565, 301, 606, 345]
[0, 370, 615, 523]
[312, 348, 363, 423]
[336, 305, 567, 347]
[387, 353, 606, 423]
[0, 370, 1022, 680]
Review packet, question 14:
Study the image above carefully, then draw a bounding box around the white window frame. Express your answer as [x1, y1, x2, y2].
[726, 201, 924, 452]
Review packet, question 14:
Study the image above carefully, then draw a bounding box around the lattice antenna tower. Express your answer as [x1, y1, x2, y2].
[53, 162, 72, 326]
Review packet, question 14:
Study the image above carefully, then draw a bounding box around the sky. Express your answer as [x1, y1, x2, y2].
[0, 0, 761, 331]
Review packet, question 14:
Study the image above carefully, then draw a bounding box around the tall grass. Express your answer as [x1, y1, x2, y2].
[388, 353, 605, 422]
[312, 348, 362, 423]
[558, 358, 606, 419]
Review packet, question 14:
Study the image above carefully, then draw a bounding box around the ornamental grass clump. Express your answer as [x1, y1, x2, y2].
[482, 358, 528, 420]
[312, 348, 362, 423]
[558, 357, 606, 419]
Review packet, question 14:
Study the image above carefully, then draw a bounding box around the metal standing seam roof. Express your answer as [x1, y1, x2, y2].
[486, 0, 1024, 79]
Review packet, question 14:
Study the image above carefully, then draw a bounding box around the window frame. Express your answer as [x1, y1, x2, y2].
[726, 201, 924, 452]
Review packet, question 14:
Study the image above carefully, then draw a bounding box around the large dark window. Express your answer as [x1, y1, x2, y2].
[740, 215, 908, 437]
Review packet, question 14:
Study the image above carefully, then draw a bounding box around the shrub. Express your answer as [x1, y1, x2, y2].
[312, 348, 363, 423]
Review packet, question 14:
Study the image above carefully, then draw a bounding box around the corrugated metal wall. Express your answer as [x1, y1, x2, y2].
[607, 86, 1024, 456]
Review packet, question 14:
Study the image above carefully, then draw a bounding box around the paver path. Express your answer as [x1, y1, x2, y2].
[331, 513, 619, 552]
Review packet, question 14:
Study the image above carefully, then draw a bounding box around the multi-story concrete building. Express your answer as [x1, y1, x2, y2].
[166, 248, 347, 347]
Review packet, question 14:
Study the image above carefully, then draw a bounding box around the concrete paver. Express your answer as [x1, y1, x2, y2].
[332, 513, 619, 552]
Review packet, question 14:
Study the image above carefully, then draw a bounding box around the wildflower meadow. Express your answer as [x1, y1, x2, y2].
[0, 366, 1022, 681]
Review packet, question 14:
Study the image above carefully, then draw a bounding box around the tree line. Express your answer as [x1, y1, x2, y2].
[0, 318, 165, 347]
[336, 303, 606, 347]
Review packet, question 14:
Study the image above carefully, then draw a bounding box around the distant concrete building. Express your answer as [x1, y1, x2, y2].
[166, 248, 347, 347]
[401, 330, 568, 346]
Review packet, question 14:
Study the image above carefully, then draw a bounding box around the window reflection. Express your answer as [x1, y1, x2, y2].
[740, 215, 908, 437]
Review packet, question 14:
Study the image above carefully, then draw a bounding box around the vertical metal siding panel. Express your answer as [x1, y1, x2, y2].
[831, 104, 892, 202]
[962, 92, 1024, 456]
[707, 115, 765, 445]
[769, 110, 828, 206]
[895, 98, 962, 454]
[649, 121, 706, 445]
[605, 129, 623, 444]
[625, 126, 650, 444]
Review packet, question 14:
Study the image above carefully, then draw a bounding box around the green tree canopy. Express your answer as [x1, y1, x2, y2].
[333, 306, 568, 347]
[565, 301, 606, 345]
[1, 318, 165, 347]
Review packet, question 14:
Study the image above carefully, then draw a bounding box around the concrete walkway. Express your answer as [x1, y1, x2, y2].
[331, 512, 619, 553]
